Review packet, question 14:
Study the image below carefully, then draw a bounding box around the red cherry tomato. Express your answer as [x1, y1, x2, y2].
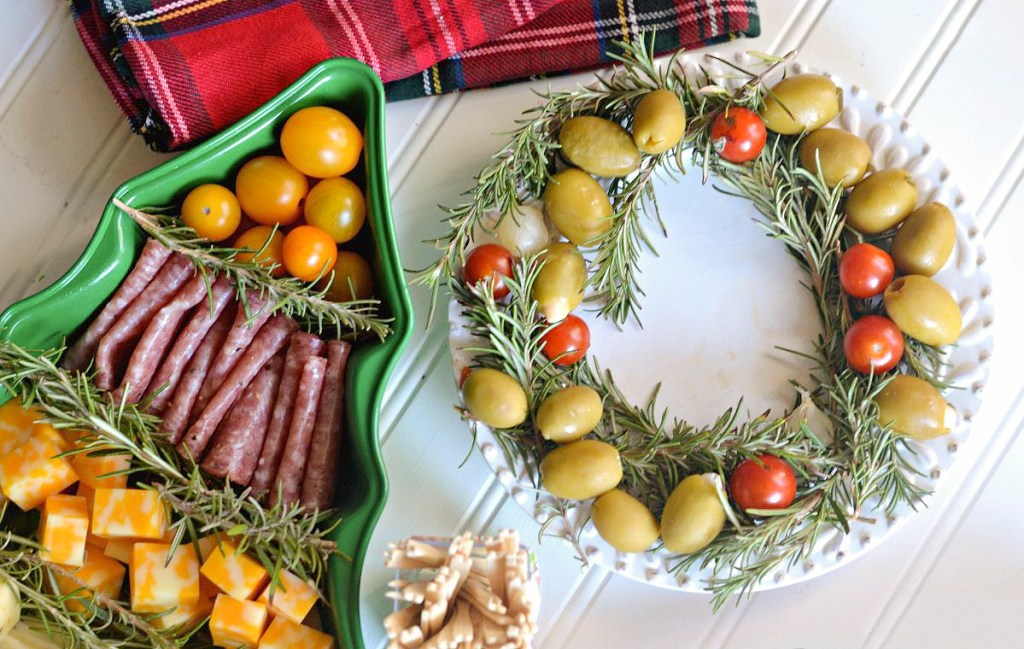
[540, 314, 590, 366]
[843, 315, 905, 374]
[729, 454, 797, 512]
[710, 106, 767, 163]
[839, 243, 895, 298]
[463, 244, 514, 298]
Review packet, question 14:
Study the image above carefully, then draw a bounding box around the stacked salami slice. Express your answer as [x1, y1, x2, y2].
[62, 239, 349, 510]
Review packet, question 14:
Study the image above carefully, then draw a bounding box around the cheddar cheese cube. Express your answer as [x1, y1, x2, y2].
[256, 569, 319, 624]
[53, 544, 126, 612]
[38, 495, 89, 567]
[0, 434, 78, 510]
[196, 532, 229, 563]
[92, 488, 167, 540]
[75, 483, 107, 550]
[257, 616, 333, 649]
[70, 448, 131, 490]
[103, 539, 135, 565]
[32, 422, 70, 453]
[210, 594, 268, 648]
[201, 541, 269, 601]
[151, 575, 218, 631]
[130, 542, 199, 613]
[104, 526, 177, 565]
[0, 399, 36, 455]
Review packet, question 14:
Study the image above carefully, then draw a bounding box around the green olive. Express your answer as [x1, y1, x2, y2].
[537, 385, 603, 443]
[798, 128, 872, 188]
[462, 368, 528, 429]
[659, 474, 726, 554]
[558, 116, 641, 178]
[632, 89, 686, 155]
[762, 74, 842, 135]
[532, 242, 586, 322]
[874, 374, 951, 440]
[891, 202, 956, 276]
[541, 439, 623, 501]
[883, 275, 962, 346]
[592, 489, 660, 553]
[544, 168, 614, 245]
[845, 169, 919, 234]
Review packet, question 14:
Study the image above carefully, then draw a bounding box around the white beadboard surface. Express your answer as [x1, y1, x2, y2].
[3, 1, 1024, 647]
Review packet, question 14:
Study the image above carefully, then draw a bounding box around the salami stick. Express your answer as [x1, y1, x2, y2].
[63, 239, 172, 372]
[93, 254, 194, 390]
[180, 315, 297, 459]
[146, 277, 235, 414]
[250, 333, 325, 494]
[160, 307, 234, 444]
[268, 355, 327, 508]
[201, 356, 283, 485]
[300, 340, 351, 510]
[112, 272, 211, 405]
[191, 293, 273, 418]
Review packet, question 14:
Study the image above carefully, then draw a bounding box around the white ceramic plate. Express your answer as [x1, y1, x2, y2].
[448, 52, 995, 592]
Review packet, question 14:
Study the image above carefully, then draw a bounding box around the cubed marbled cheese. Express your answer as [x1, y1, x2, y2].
[209, 594, 268, 648]
[0, 434, 78, 510]
[104, 526, 177, 565]
[257, 617, 333, 649]
[130, 542, 199, 613]
[70, 449, 130, 490]
[38, 495, 89, 567]
[0, 399, 35, 455]
[92, 488, 167, 540]
[75, 483, 107, 550]
[256, 569, 318, 624]
[200, 541, 269, 601]
[53, 544, 126, 612]
[151, 575, 219, 632]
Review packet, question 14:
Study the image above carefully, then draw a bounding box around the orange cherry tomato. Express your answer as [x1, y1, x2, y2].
[280, 106, 363, 178]
[234, 226, 286, 277]
[283, 225, 338, 282]
[234, 155, 308, 226]
[180, 184, 241, 241]
[321, 250, 374, 302]
[304, 177, 366, 243]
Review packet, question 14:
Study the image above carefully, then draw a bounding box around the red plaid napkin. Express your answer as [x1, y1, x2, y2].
[71, 0, 759, 151]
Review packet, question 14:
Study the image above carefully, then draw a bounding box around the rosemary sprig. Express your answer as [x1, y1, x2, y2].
[445, 36, 948, 609]
[0, 530, 190, 648]
[415, 39, 677, 326]
[114, 198, 391, 340]
[0, 340, 338, 626]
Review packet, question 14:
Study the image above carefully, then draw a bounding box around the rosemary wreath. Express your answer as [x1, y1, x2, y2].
[416, 39, 949, 608]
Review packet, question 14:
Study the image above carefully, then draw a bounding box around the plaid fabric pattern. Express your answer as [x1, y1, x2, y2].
[71, 0, 759, 151]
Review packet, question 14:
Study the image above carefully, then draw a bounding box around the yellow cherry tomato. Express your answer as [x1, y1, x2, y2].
[304, 177, 366, 243]
[234, 155, 308, 226]
[283, 225, 338, 282]
[234, 226, 285, 277]
[321, 250, 374, 302]
[180, 184, 241, 241]
[280, 106, 363, 178]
